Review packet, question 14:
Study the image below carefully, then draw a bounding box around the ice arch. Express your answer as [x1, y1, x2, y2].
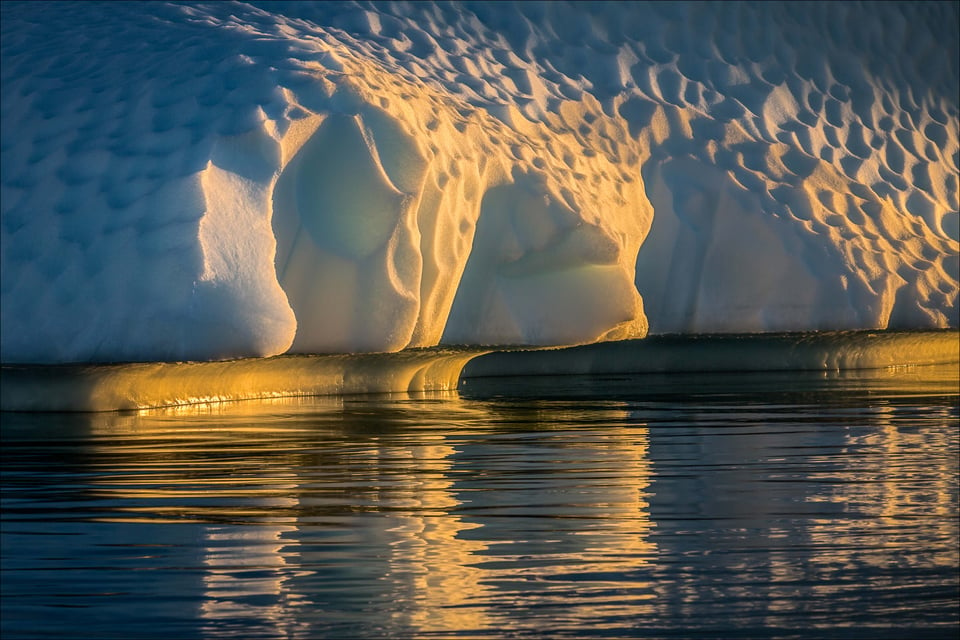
[443, 174, 645, 346]
[272, 112, 424, 353]
[636, 155, 829, 333]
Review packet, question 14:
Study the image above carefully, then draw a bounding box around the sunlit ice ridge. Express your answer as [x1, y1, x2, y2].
[1, 1, 958, 402]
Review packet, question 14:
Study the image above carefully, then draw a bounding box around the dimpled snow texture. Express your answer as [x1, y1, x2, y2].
[1, 1, 956, 362]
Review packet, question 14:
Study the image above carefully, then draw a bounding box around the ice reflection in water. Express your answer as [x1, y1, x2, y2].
[1, 366, 957, 639]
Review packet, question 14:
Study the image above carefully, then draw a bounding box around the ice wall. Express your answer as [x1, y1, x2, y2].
[1, 1, 956, 363]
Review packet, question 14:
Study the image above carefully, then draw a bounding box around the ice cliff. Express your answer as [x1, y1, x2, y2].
[1, 1, 957, 363]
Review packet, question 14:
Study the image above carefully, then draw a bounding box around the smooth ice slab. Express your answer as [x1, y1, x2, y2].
[0, 348, 484, 412]
[462, 329, 960, 377]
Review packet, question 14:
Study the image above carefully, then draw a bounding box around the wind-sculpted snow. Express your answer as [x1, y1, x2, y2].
[1, 1, 956, 363]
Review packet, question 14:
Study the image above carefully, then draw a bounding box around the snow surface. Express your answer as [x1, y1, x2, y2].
[1, 1, 957, 363]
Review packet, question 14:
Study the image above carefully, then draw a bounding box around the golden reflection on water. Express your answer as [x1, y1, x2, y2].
[756, 397, 960, 629]
[809, 401, 959, 565]
[200, 525, 310, 638]
[381, 440, 493, 634]
[78, 392, 657, 636]
[61, 365, 958, 636]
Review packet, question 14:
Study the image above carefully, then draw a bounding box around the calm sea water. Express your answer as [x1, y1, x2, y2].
[2, 365, 958, 639]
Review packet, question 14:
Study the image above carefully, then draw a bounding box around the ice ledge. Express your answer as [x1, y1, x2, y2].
[2, 331, 956, 412]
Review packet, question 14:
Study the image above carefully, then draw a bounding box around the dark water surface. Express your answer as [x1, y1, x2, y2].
[2, 366, 958, 639]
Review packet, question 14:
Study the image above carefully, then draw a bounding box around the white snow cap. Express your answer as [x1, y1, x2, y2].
[1, 1, 956, 363]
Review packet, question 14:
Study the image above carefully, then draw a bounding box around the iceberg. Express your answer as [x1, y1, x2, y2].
[1, 1, 957, 365]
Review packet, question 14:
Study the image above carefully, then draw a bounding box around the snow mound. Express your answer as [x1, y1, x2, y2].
[1, 1, 956, 363]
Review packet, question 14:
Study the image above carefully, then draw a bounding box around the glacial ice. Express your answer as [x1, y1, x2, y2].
[1, 1, 957, 364]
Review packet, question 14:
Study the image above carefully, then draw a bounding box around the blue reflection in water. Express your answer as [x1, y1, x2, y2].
[1, 366, 958, 639]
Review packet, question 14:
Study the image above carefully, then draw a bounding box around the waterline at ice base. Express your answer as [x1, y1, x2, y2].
[1, 2, 957, 410]
[1, 332, 957, 412]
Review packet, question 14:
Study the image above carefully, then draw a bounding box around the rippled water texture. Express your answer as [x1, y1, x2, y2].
[2, 365, 958, 639]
